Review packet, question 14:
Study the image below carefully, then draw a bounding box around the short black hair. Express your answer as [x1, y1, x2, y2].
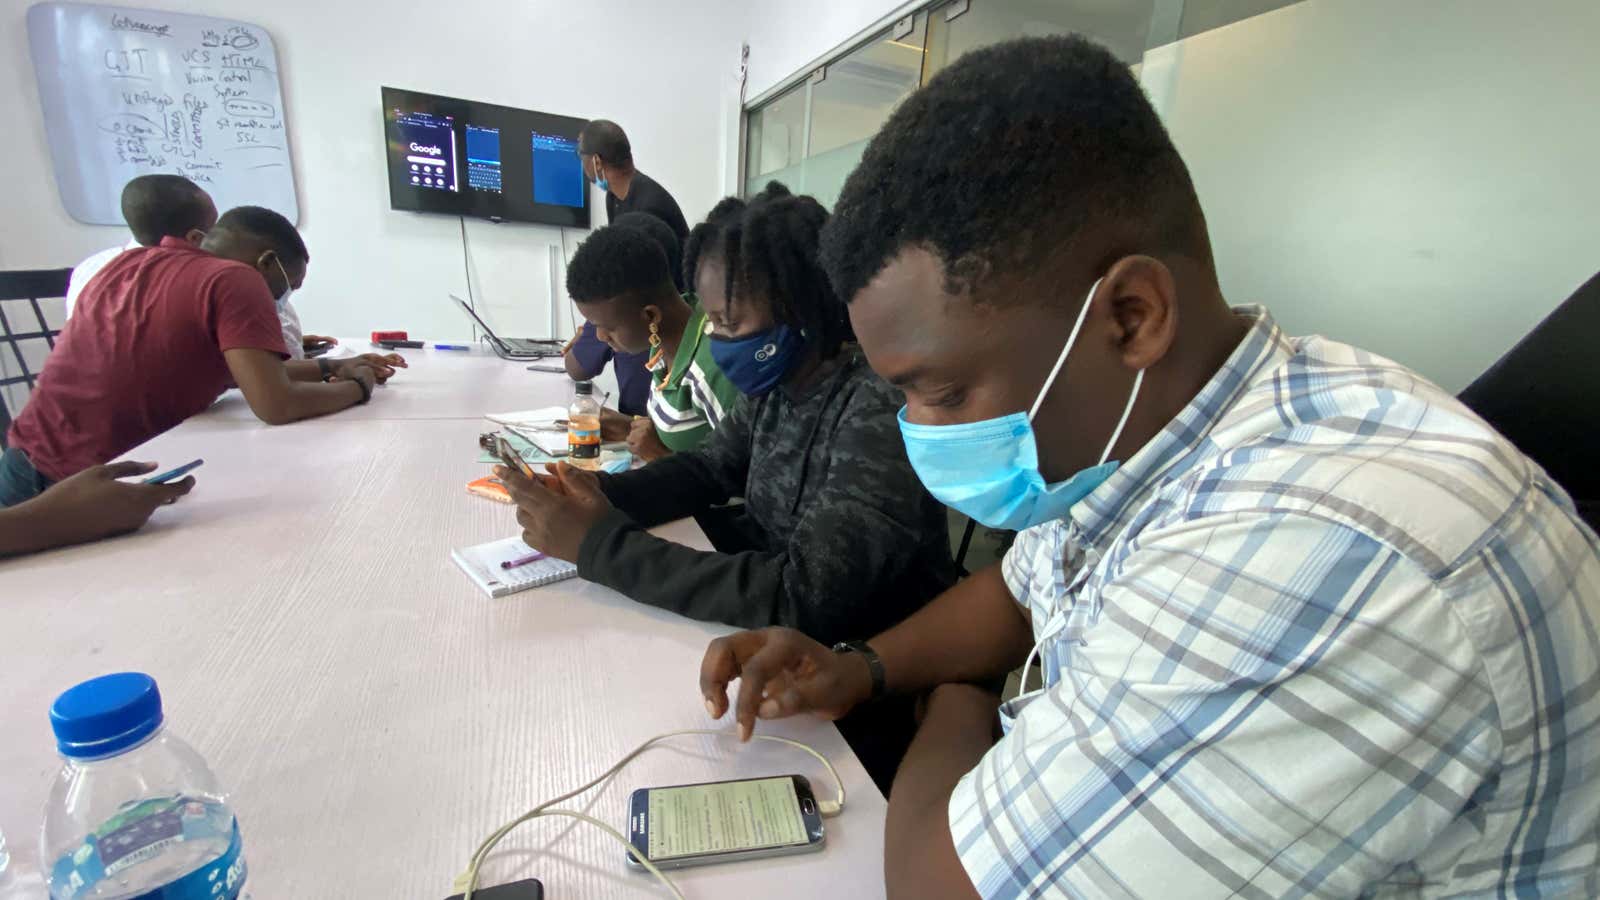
[120, 174, 211, 246]
[685, 181, 852, 358]
[820, 35, 1209, 306]
[612, 211, 683, 292]
[578, 119, 632, 168]
[209, 205, 309, 265]
[566, 223, 673, 309]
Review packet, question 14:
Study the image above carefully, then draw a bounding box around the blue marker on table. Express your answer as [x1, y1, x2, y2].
[433, 343, 471, 351]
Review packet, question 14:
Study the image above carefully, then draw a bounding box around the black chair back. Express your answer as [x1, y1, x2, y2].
[0, 268, 72, 448]
[1458, 271, 1600, 531]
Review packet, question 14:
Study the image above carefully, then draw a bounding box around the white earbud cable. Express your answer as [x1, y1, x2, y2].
[1028, 277, 1103, 422]
[455, 729, 845, 899]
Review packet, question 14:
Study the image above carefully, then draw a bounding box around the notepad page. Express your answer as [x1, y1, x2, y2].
[451, 536, 578, 598]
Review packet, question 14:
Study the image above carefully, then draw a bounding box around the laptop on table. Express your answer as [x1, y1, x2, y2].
[450, 294, 563, 359]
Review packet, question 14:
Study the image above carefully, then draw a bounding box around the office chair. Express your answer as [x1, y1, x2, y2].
[0, 268, 71, 448]
[1457, 271, 1599, 531]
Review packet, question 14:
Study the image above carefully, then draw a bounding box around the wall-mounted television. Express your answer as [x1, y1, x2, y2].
[382, 86, 590, 229]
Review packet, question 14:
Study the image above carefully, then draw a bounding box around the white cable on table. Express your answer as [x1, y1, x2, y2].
[455, 729, 845, 899]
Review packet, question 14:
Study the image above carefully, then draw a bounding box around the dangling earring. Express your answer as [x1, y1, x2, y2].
[647, 320, 669, 388]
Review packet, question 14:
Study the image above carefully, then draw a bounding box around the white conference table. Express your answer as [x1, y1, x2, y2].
[0, 346, 888, 899]
[205, 342, 575, 423]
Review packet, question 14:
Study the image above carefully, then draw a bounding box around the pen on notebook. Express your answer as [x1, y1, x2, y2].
[433, 343, 470, 351]
[501, 550, 548, 569]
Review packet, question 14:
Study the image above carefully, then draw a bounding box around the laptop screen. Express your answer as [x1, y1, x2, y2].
[450, 294, 502, 343]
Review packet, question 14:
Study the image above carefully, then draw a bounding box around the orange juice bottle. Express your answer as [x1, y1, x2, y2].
[567, 381, 602, 470]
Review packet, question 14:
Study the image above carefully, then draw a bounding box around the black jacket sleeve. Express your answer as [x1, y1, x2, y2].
[593, 396, 751, 528]
[576, 382, 943, 645]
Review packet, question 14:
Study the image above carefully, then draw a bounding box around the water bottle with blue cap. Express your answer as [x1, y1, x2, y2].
[40, 673, 247, 899]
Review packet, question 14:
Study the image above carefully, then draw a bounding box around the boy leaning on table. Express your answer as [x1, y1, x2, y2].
[2, 206, 407, 516]
[696, 35, 1600, 900]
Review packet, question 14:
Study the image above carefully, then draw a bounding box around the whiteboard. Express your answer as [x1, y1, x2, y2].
[27, 1, 299, 225]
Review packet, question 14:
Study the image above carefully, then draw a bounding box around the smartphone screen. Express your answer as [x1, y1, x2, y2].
[642, 776, 812, 861]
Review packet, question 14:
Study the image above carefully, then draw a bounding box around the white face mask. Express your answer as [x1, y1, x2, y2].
[271, 256, 295, 309]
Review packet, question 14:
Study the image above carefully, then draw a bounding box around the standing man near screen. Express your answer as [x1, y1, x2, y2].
[578, 119, 690, 242]
[566, 120, 690, 418]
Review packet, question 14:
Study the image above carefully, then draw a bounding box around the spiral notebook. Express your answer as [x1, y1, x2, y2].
[451, 537, 578, 598]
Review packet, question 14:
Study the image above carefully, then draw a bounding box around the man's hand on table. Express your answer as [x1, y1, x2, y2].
[599, 408, 632, 442]
[333, 353, 407, 384]
[699, 627, 875, 741]
[628, 417, 672, 462]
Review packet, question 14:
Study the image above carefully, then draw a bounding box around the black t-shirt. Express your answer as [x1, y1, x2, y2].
[605, 170, 689, 245]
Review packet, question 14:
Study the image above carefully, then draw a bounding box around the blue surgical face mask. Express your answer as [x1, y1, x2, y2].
[898, 277, 1144, 531]
[709, 323, 807, 397]
[591, 159, 609, 192]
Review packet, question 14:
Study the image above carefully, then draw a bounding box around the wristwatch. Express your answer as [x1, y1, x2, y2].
[316, 357, 335, 381]
[831, 640, 886, 702]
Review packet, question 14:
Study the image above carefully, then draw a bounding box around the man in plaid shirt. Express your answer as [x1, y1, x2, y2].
[697, 35, 1600, 899]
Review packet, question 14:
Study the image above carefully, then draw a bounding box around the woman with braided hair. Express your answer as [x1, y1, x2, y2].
[499, 182, 957, 787]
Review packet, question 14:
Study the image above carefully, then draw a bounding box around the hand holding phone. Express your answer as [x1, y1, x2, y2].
[144, 459, 204, 484]
[492, 435, 535, 479]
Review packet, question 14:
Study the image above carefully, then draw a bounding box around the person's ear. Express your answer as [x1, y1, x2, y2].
[642, 304, 662, 328]
[183, 228, 206, 246]
[1100, 255, 1178, 372]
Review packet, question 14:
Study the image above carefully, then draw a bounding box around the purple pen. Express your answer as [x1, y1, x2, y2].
[501, 551, 548, 570]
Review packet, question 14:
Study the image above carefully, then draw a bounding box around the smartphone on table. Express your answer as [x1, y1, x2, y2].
[627, 774, 825, 870]
[444, 877, 542, 899]
[144, 459, 203, 484]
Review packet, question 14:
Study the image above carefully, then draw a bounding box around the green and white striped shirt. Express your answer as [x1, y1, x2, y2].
[646, 301, 742, 453]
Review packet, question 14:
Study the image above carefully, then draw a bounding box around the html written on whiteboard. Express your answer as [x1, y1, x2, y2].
[96, 16, 285, 186]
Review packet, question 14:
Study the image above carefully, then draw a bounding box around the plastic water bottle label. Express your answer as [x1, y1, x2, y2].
[128, 822, 244, 900]
[50, 798, 245, 900]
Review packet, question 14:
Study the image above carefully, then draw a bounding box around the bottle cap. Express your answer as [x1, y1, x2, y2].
[50, 672, 164, 759]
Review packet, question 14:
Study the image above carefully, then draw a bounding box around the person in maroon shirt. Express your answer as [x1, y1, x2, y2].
[1, 206, 404, 509]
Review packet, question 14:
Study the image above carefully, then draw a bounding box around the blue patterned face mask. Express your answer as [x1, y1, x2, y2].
[708, 323, 807, 397]
[898, 277, 1144, 531]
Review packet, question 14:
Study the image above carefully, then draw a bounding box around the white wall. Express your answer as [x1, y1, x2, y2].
[743, 0, 913, 100]
[1155, 0, 1600, 391]
[2, 0, 745, 343]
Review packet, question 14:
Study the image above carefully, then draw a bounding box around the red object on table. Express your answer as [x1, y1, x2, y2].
[370, 330, 408, 343]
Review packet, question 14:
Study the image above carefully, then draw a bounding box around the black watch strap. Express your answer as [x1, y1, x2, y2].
[352, 376, 372, 404]
[831, 640, 886, 702]
[316, 357, 334, 381]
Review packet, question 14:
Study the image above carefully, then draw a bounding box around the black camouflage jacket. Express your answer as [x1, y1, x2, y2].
[578, 348, 958, 645]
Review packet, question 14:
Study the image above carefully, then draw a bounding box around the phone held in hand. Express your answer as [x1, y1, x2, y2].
[443, 877, 543, 900]
[492, 434, 535, 479]
[144, 459, 204, 484]
[626, 774, 825, 870]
